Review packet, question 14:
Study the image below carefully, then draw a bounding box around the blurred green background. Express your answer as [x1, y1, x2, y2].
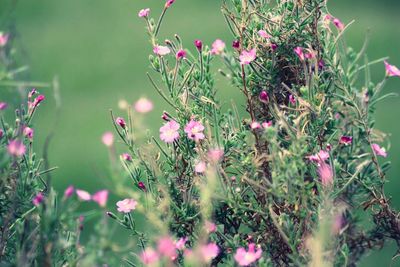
[2, 0, 400, 265]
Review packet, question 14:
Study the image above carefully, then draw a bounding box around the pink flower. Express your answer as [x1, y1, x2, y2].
[64, 185, 75, 198]
[211, 39, 225, 55]
[0, 32, 9, 47]
[184, 120, 205, 141]
[258, 30, 271, 39]
[384, 61, 400, 77]
[165, 0, 175, 8]
[0, 102, 8, 110]
[122, 153, 132, 162]
[239, 48, 256, 65]
[160, 120, 180, 143]
[271, 43, 278, 51]
[194, 39, 203, 51]
[157, 236, 177, 259]
[0, 129, 3, 139]
[134, 97, 153, 113]
[234, 243, 263, 266]
[289, 94, 296, 105]
[32, 192, 44, 206]
[195, 161, 207, 173]
[175, 237, 188, 250]
[140, 247, 159, 265]
[205, 221, 217, 233]
[92, 190, 108, 207]
[250, 122, 261, 130]
[102, 131, 114, 147]
[318, 162, 333, 186]
[76, 189, 91, 201]
[115, 117, 126, 129]
[153, 45, 171, 56]
[176, 49, 186, 59]
[339, 136, 353, 145]
[28, 88, 37, 98]
[200, 243, 219, 263]
[138, 8, 150, 18]
[294, 47, 305, 61]
[23, 127, 34, 140]
[332, 18, 345, 31]
[308, 150, 329, 163]
[207, 148, 224, 163]
[259, 91, 269, 103]
[138, 181, 146, 191]
[371, 143, 387, 158]
[262, 121, 273, 128]
[116, 198, 137, 213]
[7, 140, 26, 157]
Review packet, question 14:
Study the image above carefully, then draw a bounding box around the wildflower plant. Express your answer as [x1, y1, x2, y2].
[106, 0, 400, 266]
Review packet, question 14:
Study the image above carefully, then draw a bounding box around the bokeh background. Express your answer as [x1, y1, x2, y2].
[1, 0, 400, 265]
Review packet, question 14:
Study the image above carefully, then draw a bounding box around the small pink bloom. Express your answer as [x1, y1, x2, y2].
[138, 8, 150, 18]
[102, 131, 114, 147]
[371, 143, 387, 158]
[234, 243, 263, 266]
[305, 50, 316, 60]
[32, 192, 44, 206]
[205, 221, 217, 233]
[0, 102, 8, 110]
[184, 120, 205, 141]
[384, 61, 400, 77]
[140, 247, 159, 265]
[134, 97, 153, 113]
[339, 136, 353, 145]
[7, 140, 26, 157]
[115, 117, 126, 129]
[23, 127, 34, 140]
[262, 121, 273, 128]
[92, 190, 109, 207]
[258, 30, 271, 39]
[194, 39, 203, 51]
[239, 48, 256, 65]
[200, 243, 219, 263]
[160, 120, 180, 143]
[250, 122, 261, 130]
[195, 161, 207, 173]
[76, 189, 91, 201]
[0, 32, 9, 47]
[318, 162, 334, 186]
[28, 88, 37, 98]
[33, 95, 45, 108]
[324, 14, 332, 22]
[153, 45, 171, 56]
[271, 43, 278, 51]
[0, 129, 4, 139]
[259, 91, 269, 103]
[64, 185, 75, 198]
[294, 47, 305, 61]
[232, 40, 240, 50]
[176, 49, 186, 59]
[175, 237, 188, 250]
[157, 236, 177, 259]
[165, 0, 175, 8]
[308, 150, 329, 163]
[122, 153, 132, 162]
[211, 39, 225, 55]
[289, 94, 296, 105]
[116, 198, 137, 213]
[207, 148, 224, 163]
[333, 18, 345, 31]
[332, 213, 344, 235]
[138, 181, 146, 191]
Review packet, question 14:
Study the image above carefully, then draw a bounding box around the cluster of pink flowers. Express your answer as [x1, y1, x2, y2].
[71, 187, 109, 207]
[160, 119, 205, 143]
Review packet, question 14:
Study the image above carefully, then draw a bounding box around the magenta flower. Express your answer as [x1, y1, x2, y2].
[102, 131, 114, 147]
[308, 150, 330, 163]
[289, 94, 296, 105]
[157, 236, 177, 259]
[232, 40, 240, 50]
[64, 185, 75, 198]
[234, 243, 262, 266]
[271, 43, 278, 51]
[0, 32, 9, 47]
[371, 143, 387, 158]
[384, 61, 400, 77]
[116, 198, 137, 213]
[140, 247, 159, 265]
[115, 117, 126, 129]
[239, 48, 256, 65]
[138, 8, 150, 18]
[262, 121, 273, 128]
[122, 153, 132, 162]
[211, 39, 225, 55]
[332, 18, 345, 31]
[165, 0, 175, 8]
[134, 97, 153, 113]
[195, 160, 207, 173]
[318, 162, 334, 186]
[23, 127, 34, 140]
[0, 102, 8, 110]
[339, 136, 353, 145]
[7, 140, 26, 157]
[184, 119, 205, 141]
[76, 189, 91, 201]
[92, 190, 109, 207]
[175, 237, 188, 250]
[294, 47, 305, 61]
[194, 39, 203, 51]
[0, 129, 3, 139]
[176, 49, 186, 60]
[250, 121, 261, 130]
[160, 120, 180, 143]
[259, 91, 269, 103]
[200, 243, 219, 263]
[258, 30, 271, 39]
[138, 181, 146, 191]
[153, 45, 171, 56]
[32, 192, 44, 206]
